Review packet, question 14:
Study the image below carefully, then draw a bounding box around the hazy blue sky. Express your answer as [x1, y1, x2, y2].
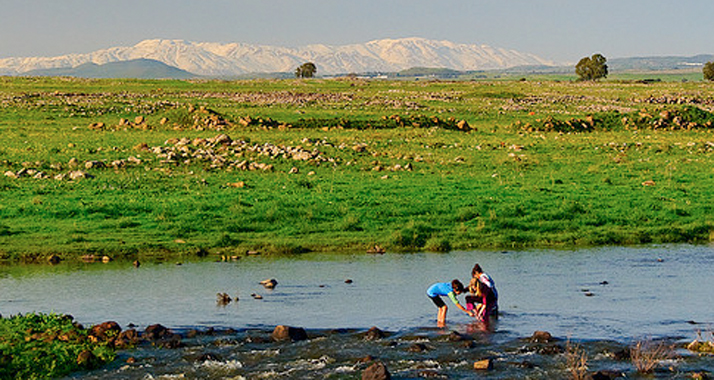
[1, 0, 713, 63]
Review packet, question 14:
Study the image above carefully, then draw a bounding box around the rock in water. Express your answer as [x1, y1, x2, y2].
[473, 358, 493, 371]
[271, 325, 308, 342]
[260, 278, 278, 289]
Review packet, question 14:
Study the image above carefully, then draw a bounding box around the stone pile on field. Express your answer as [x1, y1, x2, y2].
[148, 134, 336, 171]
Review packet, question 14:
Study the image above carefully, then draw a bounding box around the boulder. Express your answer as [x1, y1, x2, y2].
[89, 321, 122, 343]
[143, 324, 182, 348]
[114, 329, 139, 349]
[362, 361, 390, 380]
[530, 330, 553, 343]
[271, 325, 308, 342]
[364, 326, 385, 341]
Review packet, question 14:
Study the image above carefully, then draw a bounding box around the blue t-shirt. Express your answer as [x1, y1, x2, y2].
[427, 282, 453, 297]
[427, 282, 460, 305]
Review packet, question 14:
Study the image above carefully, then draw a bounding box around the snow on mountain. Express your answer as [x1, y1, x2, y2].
[0, 37, 555, 76]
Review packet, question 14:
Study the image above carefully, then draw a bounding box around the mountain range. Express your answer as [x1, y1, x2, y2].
[0, 38, 555, 77]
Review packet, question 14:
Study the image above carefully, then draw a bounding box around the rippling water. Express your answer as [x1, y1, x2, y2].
[1, 244, 713, 378]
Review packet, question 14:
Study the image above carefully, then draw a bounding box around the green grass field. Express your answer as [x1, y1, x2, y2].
[1, 76, 713, 262]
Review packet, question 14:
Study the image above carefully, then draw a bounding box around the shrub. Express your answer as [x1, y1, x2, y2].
[704, 61, 714, 81]
[0, 313, 115, 379]
[630, 339, 673, 374]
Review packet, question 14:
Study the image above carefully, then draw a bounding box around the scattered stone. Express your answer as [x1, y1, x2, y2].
[68, 170, 94, 180]
[642, 180, 656, 186]
[271, 325, 308, 342]
[251, 293, 263, 300]
[216, 293, 232, 306]
[473, 358, 494, 371]
[367, 245, 385, 254]
[88, 122, 105, 130]
[362, 361, 391, 380]
[260, 278, 278, 289]
[345, 279, 353, 284]
[227, 181, 246, 188]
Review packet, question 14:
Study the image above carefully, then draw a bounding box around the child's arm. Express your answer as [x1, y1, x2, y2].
[449, 292, 475, 317]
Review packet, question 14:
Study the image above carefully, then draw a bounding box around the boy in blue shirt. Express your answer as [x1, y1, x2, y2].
[426, 279, 474, 326]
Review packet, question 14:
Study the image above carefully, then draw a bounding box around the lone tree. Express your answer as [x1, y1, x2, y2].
[295, 62, 317, 78]
[704, 61, 714, 81]
[575, 54, 608, 81]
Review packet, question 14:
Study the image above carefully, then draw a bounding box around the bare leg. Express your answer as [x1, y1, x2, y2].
[437, 306, 447, 326]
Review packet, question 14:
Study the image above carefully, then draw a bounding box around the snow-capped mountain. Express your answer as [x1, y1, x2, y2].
[0, 37, 556, 77]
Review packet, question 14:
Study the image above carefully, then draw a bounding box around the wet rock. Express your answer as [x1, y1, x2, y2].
[364, 326, 385, 341]
[529, 330, 554, 343]
[345, 279, 354, 284]
[447, 331, 472, 342]
[114, 329, 139, 349]
[133, 260, 141, 268]
[473, 358, 494, 371]
[216, 293, 232, 306]
[272, 325, 308, 342]
[89, 321, 122, 343]
[260, 278, 278, 289]
[101, 255, 112, 263]
[362, 361, 390, 380]
[407, 342, 430, 353]
[47, 254, 62, 264]
[251, 293, 263, 299]
[143, 324, 182, 348]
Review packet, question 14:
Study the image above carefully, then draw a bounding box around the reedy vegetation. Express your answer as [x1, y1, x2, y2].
[1, 77, 713, 262]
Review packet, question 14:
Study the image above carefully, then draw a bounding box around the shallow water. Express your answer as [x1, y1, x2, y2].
[2, 244, 714, 378]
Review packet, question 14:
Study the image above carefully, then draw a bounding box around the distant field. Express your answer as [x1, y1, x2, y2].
[1, 76, 713, 262]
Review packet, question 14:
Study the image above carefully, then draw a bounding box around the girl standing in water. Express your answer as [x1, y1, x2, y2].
[426, 279, 474, 326]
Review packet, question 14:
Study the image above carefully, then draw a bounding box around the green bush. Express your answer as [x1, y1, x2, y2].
[0, 313, 115, 380]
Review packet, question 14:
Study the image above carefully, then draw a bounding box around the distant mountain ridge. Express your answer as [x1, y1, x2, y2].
[0, 37, 555, 77]
[23, 59, 197, 79]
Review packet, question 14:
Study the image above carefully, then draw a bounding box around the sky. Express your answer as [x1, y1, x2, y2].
[1, 0, 713, 63]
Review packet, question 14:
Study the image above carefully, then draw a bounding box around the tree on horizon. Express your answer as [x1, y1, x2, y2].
[575, 54, 608, 81]
[704, 61, 714, 81]
[295, 62, 317, 78]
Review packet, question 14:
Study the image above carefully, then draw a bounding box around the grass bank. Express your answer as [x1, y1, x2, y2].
[1, 77, 713, 262]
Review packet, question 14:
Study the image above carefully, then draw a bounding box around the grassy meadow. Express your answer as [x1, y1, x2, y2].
[1, 76, 713, 262]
